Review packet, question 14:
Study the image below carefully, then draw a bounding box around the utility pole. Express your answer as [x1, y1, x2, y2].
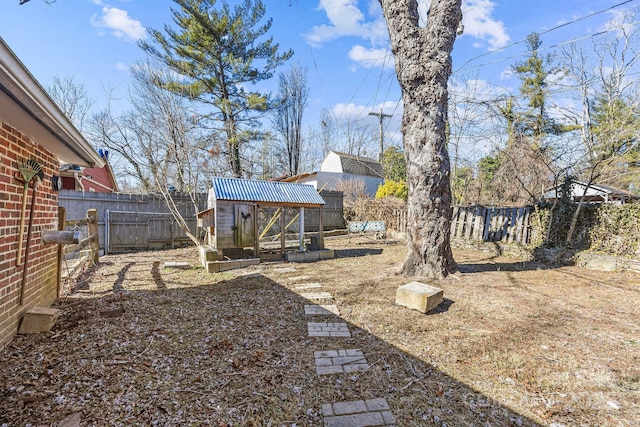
[369, 110, 392, 161]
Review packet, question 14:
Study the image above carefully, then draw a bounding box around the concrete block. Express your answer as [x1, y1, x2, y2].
[18, 307, 61, 334]
[318, 249, 335, 260]
[206, 258, 260, 273]
[286, 252, 306, 262]
[163, 261, 190, 269]
[395, 281, 443, 313]
[198, 245, 219, 266]
[577, 253, 617, 271]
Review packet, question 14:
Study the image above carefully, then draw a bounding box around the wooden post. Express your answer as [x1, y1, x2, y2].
[253, 204, 259, 258]
[280, 208, 286, 256]
[87, 209, 99, 263]
[56, 207, 65, 299]
[299, 207, 305, 252]
[318, 206, 325, 249]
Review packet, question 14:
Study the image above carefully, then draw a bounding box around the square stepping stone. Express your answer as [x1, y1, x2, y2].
[294, 283, 323, 290]
[300, 292, 334, 300]
[322, 398, 395, 426]
[308, 322, 351, 337]
[236, 271, 262, 279]
[163, 261, 190, 268]
[288, 275, 311, 282]
[274, 267, 297, 274]
[305, 304, 340, 316]
[314, 349, 369, 375]
[395, 281, 443, 313]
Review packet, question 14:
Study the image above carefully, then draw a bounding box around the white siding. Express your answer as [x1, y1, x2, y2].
[320, 151, 344, 173]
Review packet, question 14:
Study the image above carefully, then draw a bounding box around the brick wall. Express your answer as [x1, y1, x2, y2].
[0, 119, 60, 350]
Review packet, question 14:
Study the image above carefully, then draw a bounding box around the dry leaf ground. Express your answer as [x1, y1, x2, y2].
[1, 236, 639, 426]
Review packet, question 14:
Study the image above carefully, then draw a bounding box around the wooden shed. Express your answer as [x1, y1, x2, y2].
[197, 177, 326, 259]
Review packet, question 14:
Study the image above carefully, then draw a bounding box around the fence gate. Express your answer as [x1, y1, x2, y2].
[105, 210, 197, 254]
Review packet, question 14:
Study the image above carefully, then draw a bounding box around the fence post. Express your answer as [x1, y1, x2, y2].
[87, 209, 99, 263]
[56, 207, 66, 299]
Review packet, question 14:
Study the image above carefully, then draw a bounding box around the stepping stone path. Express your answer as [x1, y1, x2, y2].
[236, 271, 262, 279]
[288, 275, 311, 282]
[314, 349, 369, 375]
[163, 261, 190, 268]
[295, 283, 323, 290]
[322, 399, 396, 427]
[308, 322, 351, 337]
[300, 291, 334, 300]
[305, 304, 340, 315]
[274, 267, 297, 274]
[280, 271, 396, 426]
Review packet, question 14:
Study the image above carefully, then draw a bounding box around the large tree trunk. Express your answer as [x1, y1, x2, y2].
[380, 0, 461, 279]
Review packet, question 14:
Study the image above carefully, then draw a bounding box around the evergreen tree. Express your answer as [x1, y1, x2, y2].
[139, 0, 292, 177]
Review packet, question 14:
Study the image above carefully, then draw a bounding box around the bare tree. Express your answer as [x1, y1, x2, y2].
[320, 108, 334, 158]
[89, 61, 212, 245]
[47, 75, 93, 133]
[379, 0, 461, 278]
[560, 11, 640, 245]
[272, 62, 309, 176]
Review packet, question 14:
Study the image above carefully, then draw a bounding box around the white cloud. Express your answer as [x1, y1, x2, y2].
[306, 0, 387, 46]
[115, 62, 128, 71]
[331, 102, 370, 118]
[91, 7, 146, 42]
[348, 45, 394, 69]
[460, 0, 510, 50]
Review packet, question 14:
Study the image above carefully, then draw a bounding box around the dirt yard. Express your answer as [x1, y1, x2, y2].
[1, 236, 638, 426]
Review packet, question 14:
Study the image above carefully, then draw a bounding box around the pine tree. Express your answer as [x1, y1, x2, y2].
[139, 0, 292, 177]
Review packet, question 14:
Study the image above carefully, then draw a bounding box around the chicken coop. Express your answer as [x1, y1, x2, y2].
[197, 177, 327, 260]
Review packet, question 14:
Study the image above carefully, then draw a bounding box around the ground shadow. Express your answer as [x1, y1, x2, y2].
[334, 248, 384, 258]
[112, 262, 133, 293]
[0, 258, 544, 426]
[151, 261, 167, 290]
[458, 260, 558, 273]
[426, 298, 454, 315]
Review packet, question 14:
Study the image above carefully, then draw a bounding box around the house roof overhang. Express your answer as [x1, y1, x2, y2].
[0, 38, 103, 168]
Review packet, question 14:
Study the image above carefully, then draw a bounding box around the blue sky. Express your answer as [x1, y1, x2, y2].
[3, 0, 637, 161]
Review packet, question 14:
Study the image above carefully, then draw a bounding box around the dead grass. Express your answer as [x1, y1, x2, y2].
[1, 236, 639, 426]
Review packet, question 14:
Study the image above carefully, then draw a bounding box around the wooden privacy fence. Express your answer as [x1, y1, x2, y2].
[105, 211, 197, 254]
[391, 206, 533, 245]
[451, 206, 532, 244]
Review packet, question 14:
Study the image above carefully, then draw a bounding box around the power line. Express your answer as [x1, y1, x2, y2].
[455, 0, 637, 73]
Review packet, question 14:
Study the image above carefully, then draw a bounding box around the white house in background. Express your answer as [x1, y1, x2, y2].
[277, 151, 384, 196]
[543, 181, 640, 204]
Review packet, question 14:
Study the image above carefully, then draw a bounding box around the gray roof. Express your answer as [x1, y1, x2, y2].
[333, 151, 383, 177]
[211, 177, 325, 206]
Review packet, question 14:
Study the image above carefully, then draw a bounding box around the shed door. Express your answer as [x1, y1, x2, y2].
[234, 204, 255, 247]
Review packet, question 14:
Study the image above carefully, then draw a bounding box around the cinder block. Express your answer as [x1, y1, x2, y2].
[318, 249, 335, 260]
[198, 245, 219, 266]
[395, 281, 443, 313]
[18, 307, 61, 334]
[286, 252, 306, 262]
[206, 258, 260, 273]
[163, 261, 190, 269]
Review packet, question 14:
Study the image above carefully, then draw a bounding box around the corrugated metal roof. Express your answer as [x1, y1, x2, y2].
[211, 177, 325, 206]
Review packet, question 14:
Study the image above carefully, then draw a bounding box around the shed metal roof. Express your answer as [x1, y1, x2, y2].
[211, 177, 325, 207]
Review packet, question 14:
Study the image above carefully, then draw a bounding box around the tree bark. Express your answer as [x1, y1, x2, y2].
[379, 0, 461, 278]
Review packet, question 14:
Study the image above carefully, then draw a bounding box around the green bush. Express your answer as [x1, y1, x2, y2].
[375, 180, 408, 201]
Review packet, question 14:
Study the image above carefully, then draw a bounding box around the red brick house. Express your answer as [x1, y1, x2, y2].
[60, 150, 119, 193]
[0, 37, 103, 349]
